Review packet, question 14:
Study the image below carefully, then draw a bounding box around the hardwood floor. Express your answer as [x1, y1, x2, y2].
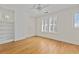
[0, 36, 79, 54]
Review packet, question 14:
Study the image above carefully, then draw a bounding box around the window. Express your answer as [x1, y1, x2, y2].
[41, 19, 44, 32]
[41, 19, 48, 32]
[41, 16, 57, 33]
[74, 13, 79, 28]
[49, 17, 54, 32]
[49, 16, 57, 33]
[44, 19, 48, 32]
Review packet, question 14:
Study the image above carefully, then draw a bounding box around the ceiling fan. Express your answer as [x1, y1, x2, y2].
[32, 4, 49, 13]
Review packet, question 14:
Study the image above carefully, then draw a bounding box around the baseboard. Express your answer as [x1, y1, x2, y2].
[0, 39, 14, 44]
[14, 35, 36, 42]
[36, 35, 79, 45]
[0, 35, 36, 44]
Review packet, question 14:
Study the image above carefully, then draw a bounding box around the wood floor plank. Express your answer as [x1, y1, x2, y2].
[0, 36, 79, 54]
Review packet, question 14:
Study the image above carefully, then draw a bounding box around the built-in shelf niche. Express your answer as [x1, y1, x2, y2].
[0, 7, 15, 42]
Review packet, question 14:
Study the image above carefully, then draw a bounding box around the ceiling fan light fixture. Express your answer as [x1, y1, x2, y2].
[33, 4, 49, 13]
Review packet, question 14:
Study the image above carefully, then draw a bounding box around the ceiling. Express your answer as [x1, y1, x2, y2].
[0, 4, 78, 17]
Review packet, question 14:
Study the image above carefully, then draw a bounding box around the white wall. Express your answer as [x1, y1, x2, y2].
[14, 9, 36, 40]
[36, 6, 79, 45]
